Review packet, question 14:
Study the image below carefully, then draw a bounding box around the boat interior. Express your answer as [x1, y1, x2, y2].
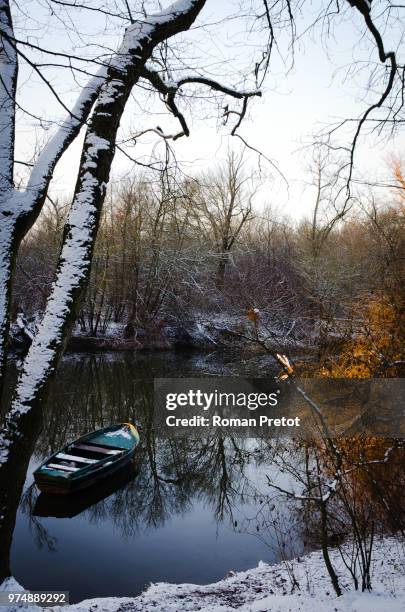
[44, 442, 127, 473]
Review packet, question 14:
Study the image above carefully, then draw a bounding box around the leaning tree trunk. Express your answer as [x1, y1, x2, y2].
[0, 0, 207, 587]
[0, 7, 105, 402]
[0, 0, 207, 481]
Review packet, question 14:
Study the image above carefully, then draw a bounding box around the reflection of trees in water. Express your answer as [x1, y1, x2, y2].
[31, 357, 405, 541]
[235, 438, 307, 565]
[24, 433, 282, 540]
[31, 355, 280, 534]
[20, 485, 57, 552]
[34, 356, 152, 459]
[299, 438, 405, 542]
[5, 355, 405, 586]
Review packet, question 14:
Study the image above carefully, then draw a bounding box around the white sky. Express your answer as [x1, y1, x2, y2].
[13, 0, 405, 219]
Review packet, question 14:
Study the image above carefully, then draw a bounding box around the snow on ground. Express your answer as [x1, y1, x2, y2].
[0, 578, 42, 612]
[2, 535, 404, 612]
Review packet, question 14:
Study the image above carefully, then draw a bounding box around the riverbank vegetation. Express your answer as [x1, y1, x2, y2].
[12, 152, 405, 377]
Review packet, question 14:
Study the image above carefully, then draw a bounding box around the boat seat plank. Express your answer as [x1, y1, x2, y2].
[74, 443, 122, 455]
[56, 452, 98, 464]
[47, 463, 80, 472]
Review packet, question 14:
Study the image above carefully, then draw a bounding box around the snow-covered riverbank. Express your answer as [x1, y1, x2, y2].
[10, 312, 314, 354]
[2, 535, 404, 612]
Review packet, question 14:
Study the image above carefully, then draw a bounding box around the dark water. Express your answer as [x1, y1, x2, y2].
[9, 350, 304, 604]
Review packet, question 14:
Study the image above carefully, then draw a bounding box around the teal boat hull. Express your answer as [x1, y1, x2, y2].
[33, 423, 140, 495]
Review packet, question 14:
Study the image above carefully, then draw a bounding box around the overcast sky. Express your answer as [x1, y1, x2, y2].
[14, 0, 405, 219]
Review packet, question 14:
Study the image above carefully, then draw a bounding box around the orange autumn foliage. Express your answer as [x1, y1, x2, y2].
[316, 292, 405, 378]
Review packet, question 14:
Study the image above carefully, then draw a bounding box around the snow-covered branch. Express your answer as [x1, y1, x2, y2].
[1, 0, 207, 460]
[0, 2, 109, 392]
[18, 69, 106, 222]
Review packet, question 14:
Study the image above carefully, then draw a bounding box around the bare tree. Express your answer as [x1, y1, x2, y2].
[0, 0, 264, 444]
[192, 150, 256, 288]
[0, 1, 267, 585]
[1, 0, 403, 426]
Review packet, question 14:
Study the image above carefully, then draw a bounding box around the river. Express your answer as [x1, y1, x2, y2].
[7, 350, 306, 604]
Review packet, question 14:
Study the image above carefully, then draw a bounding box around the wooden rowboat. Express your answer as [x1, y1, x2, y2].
[33, 423, 140, 495]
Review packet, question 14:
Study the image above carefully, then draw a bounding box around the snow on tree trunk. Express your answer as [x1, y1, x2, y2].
[0, 1, 17, 191]
[0, 0, 18, 391]
[0, 0, 206, 460]
[0, 220, 15, 397]
[0, 43, 105, 397]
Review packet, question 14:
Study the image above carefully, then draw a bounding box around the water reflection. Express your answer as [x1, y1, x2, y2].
[2, 352, 404, 602]
[33, 463, 141, 519]
[4, 352, 294, 602]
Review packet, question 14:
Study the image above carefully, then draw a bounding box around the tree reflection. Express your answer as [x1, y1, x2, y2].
[2, 353, 404, 589]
